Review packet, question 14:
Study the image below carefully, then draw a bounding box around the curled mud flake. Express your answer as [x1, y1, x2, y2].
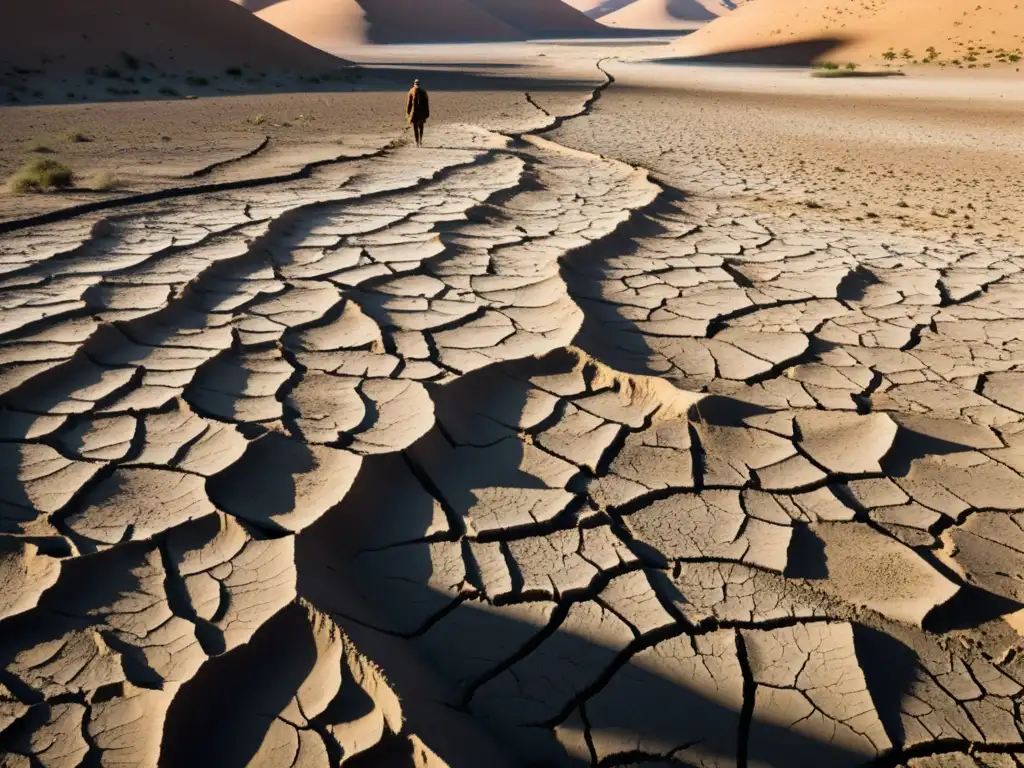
[206, 431, 361, 534]
[66, 468, 216, 549]
[802, 522, 959, 626]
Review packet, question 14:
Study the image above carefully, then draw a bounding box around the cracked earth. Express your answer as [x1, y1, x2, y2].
[2, 57, 1024, 768]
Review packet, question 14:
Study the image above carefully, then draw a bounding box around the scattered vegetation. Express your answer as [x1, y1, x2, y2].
[158, 86, 180, 98]
[102, 67, 121, 79]
[184, 76, 210, 87]
[814, 61, 841, 70]
[8, 158, 75, 193]
[882, 48, 898, 61]
[27, 139, 53, 153]
[121, 52, 141, 71]
[812, 68, 904, 78]
[226, 66, 243, 77]
[246, 114, 267, 126]
[805, 199, 823, 209]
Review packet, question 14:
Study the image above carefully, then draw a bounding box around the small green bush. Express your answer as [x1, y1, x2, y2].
[9, 158, 75, 193]
[121, 52, 141, 70]
[845, 62, 857, 70]
[158, 86, 180, 97]
[185, 76, 209, 87]
[63, 129, 92, 143]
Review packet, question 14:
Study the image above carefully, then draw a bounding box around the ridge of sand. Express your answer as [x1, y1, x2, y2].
[466, 0, 607, 36]
[671, 0, 1024, 65]
[0, 0, 350, 76]
[256, 0, 525, 47]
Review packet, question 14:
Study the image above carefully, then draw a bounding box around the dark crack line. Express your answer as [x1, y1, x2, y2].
[0, 141, 400, 236]
[189, 136, 271, 179]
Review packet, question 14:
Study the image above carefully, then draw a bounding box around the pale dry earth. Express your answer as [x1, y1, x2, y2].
[1, 42, 1024, 767]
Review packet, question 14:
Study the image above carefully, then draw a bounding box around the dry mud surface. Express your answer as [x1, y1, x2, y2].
[2, 51, 1024, 768]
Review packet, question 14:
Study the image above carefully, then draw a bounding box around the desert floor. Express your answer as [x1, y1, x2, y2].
[2, 40, 1024, 768]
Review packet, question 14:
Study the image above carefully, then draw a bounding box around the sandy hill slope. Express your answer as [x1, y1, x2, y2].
[561, 0, 631, 14]
[0, 0, 349, 76]
[671, 0, 1024, 66]
[599, 0, 726, 27]
[466, 0, 607, 36]
[256, 0, 524, 47]
[232, 0, 285, 10]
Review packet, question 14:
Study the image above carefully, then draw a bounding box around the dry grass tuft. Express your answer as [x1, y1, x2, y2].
[8, 158, 75, 193]
[62, 129, 93, 143]
[89, 170, 121, 192]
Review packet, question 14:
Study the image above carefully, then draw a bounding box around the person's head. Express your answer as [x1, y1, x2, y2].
[413, 79, 420, 88]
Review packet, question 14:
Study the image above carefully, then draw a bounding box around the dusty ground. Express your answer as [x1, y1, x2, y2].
[1, 41, 1024, 768]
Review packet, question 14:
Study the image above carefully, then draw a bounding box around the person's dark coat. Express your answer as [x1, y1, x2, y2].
[406, 87, 430, 124]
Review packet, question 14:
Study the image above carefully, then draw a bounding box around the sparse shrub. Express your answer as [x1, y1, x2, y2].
[247, 114, 267, 126]
[102, 67, 121, 79]
[28, 139, 53, 153]
[158, 86, 180, 97]
[121, 52, 140, 70]
[184, 76, 209, 87]
[8, 158, 74, 193]
[815, 60, 841, 70]
[226, 66, 243, 77]
[1010, 54, 1022, 62]
[89, 170, 120, 191]
[882, 49, 897, 61]
[63, 129, 92, 143]
[845, 62, 857, 70]
[805, 199, 823, 209]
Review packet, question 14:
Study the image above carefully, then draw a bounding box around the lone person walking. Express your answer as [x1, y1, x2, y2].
[406, 78, 430, 148]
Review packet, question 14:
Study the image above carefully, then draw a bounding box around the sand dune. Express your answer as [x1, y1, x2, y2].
[599, 0, 723, 27]
[0, 0, 348, 76]
[671, 0, 1024, 65]
[256, 0, 524, 47]
[232, 0, 284, 10]
[565, 0, 744, 24]
[467, 0, 607, 36]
